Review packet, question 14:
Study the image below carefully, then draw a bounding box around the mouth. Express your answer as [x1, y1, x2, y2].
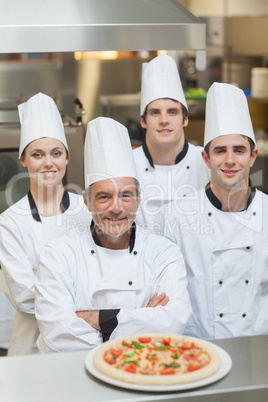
[105, 217, 126, 223]
[40, 171, 57, 177]
[221, 169, 239, 176]
[157, 129, 172, 134]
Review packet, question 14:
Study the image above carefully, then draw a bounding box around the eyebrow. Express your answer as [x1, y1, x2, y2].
[148, 107, 180, 112]
[31, 146, 64, 152]
[95, 190, 135, 197]
[212, 145, 247, 151]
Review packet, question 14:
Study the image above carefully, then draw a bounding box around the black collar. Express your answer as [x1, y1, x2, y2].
[205, 181, 256, 211]
[142, 140, 189, 168]
[27, 190, 70, 222]
[90, 220, 136, 253]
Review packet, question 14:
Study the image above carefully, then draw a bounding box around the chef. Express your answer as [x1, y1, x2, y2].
[0, 93, 89, 355]
[35, 116, 191, 352]
[133, 54, 210, 231]
[161, 82, 268, 339]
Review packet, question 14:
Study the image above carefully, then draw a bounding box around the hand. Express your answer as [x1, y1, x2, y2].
[76, 310, 100, 331]
[147, 292, 169, 308]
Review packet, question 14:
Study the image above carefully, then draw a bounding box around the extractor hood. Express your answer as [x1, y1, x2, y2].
[0, 0, 206, 53]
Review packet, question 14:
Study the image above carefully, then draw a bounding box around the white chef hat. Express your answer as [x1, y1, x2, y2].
[84, 117, 139, 188]
[204, 82, 256, 147]
[140, 54, 188, 116]
[18, 92, 68, 158]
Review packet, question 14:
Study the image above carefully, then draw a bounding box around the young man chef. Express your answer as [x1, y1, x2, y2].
[160, 82, 268, 339]
[133, 54, 210, 231]
[35, 117, 191, 352]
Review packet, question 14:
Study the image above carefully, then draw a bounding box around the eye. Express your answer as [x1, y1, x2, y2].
[121, 193, 134, 201]
[32, 152, 42, 158]
[98, 195, 109, 202]
[53, 150, 62, 157]
[150, 110, 159, 116]
[235, 149, 244, 154]
[169, 109, 178, 115]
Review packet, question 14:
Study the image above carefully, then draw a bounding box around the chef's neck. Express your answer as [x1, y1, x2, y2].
[29, 183, 65, 217]
[96, 230, 132, 250]
[146, 135, 185, 166]
[210, 178, 251, 212]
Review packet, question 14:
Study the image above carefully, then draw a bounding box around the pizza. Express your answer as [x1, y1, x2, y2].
[93, 333, 221, 385]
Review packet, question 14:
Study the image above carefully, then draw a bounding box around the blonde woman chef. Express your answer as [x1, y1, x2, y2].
[0, 93, 90, 355]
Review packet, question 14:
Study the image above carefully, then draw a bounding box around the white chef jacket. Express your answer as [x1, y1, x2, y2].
[35, 224, 191, 353]
[0, 287, 15, 349]
[0, 192, 90, 355]
[133, 142, 210, 231]
[161, 185, 268, 340]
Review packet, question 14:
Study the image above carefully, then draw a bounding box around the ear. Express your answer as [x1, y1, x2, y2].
[65, 150, 70, 166]
[201, 149, 211, 169]
[82, 191, 91, 212]
[20, 156, 27, 168]
[183, 116, 189, 128]
[137, 190, 141, 209]
[250, 148, 258, 168]
[140, 117, 146, 129]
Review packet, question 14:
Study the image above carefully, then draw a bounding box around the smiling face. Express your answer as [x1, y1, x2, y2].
[141, 98, 188, 151]
[20, 137, 69, 189]
[84, 177, 141, 249]
[202, 134, 258, 192]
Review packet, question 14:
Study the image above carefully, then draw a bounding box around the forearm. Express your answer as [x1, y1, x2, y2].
[110, 298, 191, 340]
[0, 269, 35, 313]
[0, 223, 36, 312]
[76, 310, 100, 330]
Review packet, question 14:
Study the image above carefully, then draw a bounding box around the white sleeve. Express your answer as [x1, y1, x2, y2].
[110, 240, 192, 340]
[35, 243, 102, 353]
[0, 215, 35, 313]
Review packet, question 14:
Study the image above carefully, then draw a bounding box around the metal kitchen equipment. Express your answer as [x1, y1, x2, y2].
[0, 0, 206, 53]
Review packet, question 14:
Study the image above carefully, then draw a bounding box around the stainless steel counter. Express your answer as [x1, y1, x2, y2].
[0, 336, 267, 402]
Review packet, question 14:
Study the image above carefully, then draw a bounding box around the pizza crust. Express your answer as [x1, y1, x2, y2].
[93, 333, 221, 385]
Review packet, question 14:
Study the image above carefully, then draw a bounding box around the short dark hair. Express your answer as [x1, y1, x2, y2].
[204, 136, 255, 158]
[141, 99, 188, 124]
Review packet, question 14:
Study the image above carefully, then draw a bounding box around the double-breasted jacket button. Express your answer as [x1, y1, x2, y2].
[91, 250, 95, 254]
[128, 281, 133, 286]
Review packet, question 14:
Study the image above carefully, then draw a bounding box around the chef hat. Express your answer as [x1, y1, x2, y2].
[84, 117, 139, 188]
[204, 82, 256, 147]
[140, 54, 188, 116]
[18, 92, 68, 158]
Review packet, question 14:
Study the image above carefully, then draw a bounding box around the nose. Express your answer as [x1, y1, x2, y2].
[109, 196, 122, 214]
[225, 150, 235, 166]
[159, 111, 169, 125]
[44, 155, 53, 168]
